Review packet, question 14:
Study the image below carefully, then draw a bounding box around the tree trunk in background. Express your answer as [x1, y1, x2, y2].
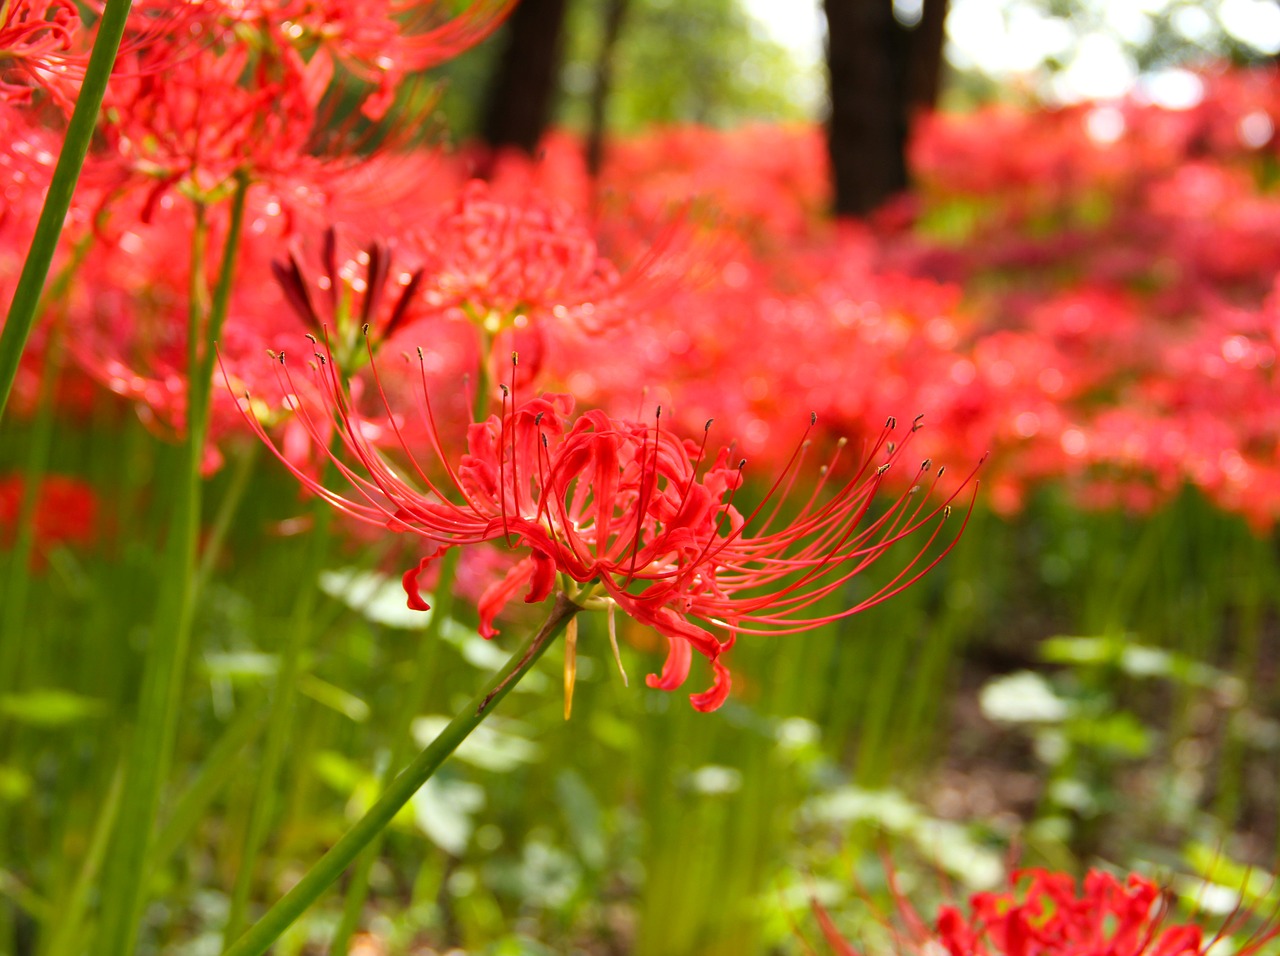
[586, 0, 630, 181]
[823, 0, 949, 218]
[480, 0, 570, 155]
[905, 0, 949, 115]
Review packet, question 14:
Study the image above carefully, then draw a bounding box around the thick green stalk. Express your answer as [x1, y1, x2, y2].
[222, 593, 579, 956]
[221, 504, 333, 945]
[0, 0, 134, 422]
[330, 546, 461, 953]
[95, 182, 250, 955]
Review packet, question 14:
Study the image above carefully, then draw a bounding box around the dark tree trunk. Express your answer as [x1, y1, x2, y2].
[480, 0, 570, 155]
[823, 0, 949, 218]
[585, 0, 630, 181]
[905, 0, 949, 115]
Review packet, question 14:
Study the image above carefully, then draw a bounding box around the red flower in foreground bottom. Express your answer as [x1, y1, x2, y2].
[232, 339, 980, 711]
[810, 868, 1280, 956]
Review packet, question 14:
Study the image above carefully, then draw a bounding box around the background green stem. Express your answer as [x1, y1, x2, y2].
[221, 503, 334, 945]
[0, 0, 134, 422]
[95, 181, 249, 955]
[330, 546, 462, 953]
[222, 592, 579, 956]
[0, 326, 63, 691]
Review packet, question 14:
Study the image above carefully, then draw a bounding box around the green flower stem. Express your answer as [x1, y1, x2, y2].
[0, 0, 134, 422]
[222, 592, 580, 956]
[95, 180, 250, 956]
[330, 546, 462, 954]
[221, 503, 334, 946]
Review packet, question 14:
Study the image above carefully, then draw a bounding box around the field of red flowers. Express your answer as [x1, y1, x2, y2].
[4, 3, 1280, 954]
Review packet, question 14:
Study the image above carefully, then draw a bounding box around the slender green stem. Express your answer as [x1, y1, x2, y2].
[195, 441, 261, 594]
[221, 504, 333, 945]
[148, 701, 267, 878]
[0, 0, 134, 422]
[95, 183, 250, 955]
[331, 547, 461, 953]
[40, 767, 124, 956]
[473, 325, 492, 422]
[0, 237, 90, 695]
[223, 593, 579, 956]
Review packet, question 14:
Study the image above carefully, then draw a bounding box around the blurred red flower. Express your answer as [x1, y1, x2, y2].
[0, 474, 97, 567]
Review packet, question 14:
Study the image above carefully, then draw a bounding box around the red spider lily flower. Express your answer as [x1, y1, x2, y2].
[808, 867, 1280, 956]
[230, 338, 980, 712]
[411, 180, 648, 334]
[276, 0, 515, 119]
[1, 0, 216, 108]
[0, 0, 80, 104]
[101, 18, 325, 197]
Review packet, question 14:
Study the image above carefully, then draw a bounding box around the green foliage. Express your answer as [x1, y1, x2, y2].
[558, 0, 819, 133]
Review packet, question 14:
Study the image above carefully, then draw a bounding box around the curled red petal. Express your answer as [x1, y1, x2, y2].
[688, 656, 732, 713]
[524, 549, 556, 604]
[402, 551, 441, 611]
[477, 555, 536, 639]
[645, 633, 691, 692]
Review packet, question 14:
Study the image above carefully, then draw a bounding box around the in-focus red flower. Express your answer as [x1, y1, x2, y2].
[809, 868, 1280, 956]
[231, 339, 979, 711]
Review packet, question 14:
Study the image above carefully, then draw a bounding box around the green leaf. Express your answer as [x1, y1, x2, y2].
[979, 671, 1070, 723]
[0, 689, 102, 726]
[202, 651, 279, 681]
[411, 777, 485, 855]
[319, 567, 430, 630]
[0, 766, 32, 803]
[411, 715, 541, 772]
[297, 674, 370, 723]
[556, 769, 605, 870]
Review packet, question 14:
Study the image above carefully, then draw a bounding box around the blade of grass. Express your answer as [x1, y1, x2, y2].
[40, 767, 124, 956]
[148, 701, 267, 876]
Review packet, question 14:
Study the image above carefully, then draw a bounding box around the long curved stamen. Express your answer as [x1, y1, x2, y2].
[684, 457, 748, 578]
[498, 382, 511, 545]
[755, 414, 817, 537]
[508, 352, 520, 519]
